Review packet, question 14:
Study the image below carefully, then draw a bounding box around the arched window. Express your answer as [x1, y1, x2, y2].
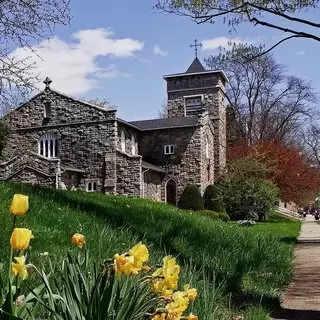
[38, 134, 58, 158]
[121, 130, 126, 152]
[131, 134, 136, 155]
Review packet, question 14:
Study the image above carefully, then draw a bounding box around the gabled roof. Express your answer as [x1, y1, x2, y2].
[2, 87, 116, 119]
[185, 57, 206, 73]
[127, 116, 198, 131]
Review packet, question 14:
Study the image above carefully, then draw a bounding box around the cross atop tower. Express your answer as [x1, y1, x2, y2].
[189, 39, 202, 58]
[43, 77, 52, 89]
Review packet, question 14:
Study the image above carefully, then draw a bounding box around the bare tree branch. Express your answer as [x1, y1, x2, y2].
[0, 0, 71, 113]
[156, 0, 320, 53]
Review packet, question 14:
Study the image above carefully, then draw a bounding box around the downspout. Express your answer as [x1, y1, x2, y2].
[55, 160, 61, 189]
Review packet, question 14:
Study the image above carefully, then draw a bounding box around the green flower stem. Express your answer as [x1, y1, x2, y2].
[8, 246, 14, 315]
[7, 215, 17, 315]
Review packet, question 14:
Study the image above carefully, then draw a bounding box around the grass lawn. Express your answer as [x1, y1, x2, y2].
[0, 182, 301, 319]
[251, 212, 301, 243]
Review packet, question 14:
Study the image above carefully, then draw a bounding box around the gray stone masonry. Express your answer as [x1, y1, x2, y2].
[165, 70, 227, 178]
[0, 59, 227, 204]
[115, 150, 142, 197]
[1, 89, 117, 192]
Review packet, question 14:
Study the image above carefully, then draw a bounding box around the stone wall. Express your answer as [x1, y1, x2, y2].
[115, 150, 142, 197]
[139, 125, 202, 199]
[0, 152, 58, 178]
[0, 89, 118, 192]
[199, 113, 215, 192]
[143, 170, 162, 201]
[166, 72, 227, 177]
[3, 89, 115, 129]
[9, 167, 55, 187]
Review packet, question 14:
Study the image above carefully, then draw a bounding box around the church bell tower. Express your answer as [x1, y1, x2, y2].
[162, 40, 228, 175]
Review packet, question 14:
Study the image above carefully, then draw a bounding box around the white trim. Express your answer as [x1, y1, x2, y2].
[184, 94, 204, 116]
[164, 144, 175, 155]
[85, 179, 99, 192]
[121, 130, 126, 152]
[38, 134, 58, 158]
[131, 134, 136, 155]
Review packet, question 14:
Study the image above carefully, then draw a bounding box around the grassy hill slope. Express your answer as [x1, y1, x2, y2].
[0, 182, 301, 319]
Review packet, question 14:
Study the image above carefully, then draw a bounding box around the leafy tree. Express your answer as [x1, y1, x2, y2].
[220, 155, 279, 220]
[206, 44, 317, 147]
[0, 0, 71, 112]
[178, 184, 204, 210]
[203, 184, 226, 212]
[156, 0, 320, 53]
[229, 141, 320, 204]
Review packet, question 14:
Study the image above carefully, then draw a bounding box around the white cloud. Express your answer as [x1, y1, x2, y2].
[153, 44, 168, 57]
[202, 36, 248, 51]
[295, 51, 305, 56]
[10, 28, 144, 95]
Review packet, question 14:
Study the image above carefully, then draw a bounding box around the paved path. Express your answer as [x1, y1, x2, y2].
[273, 214, 320, 319]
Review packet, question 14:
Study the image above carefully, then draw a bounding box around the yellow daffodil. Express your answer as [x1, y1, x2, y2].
[113, 243, 149, 277]
[152, 314, 166, 320]
[183, 284, 198, 301]
[114, 254, 135, 276]
[12, 256, 28, 280]
[10, 194, 29, 216]
[187, 314, 199, 320]
[128, 242, 149, 270]
[10, 228, 34, 251]
[151, 256, 180, 296]
[166, 290, 189, 318]
[71, 233, 86, 248]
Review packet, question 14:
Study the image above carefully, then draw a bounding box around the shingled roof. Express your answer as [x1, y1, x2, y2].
[128, 116, 198, 130]
[185, 57, 206, 74]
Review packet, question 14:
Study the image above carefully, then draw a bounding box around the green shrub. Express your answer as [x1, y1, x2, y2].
[178, 184, 204, 210]
[197, 210, 220, 220]
[218, 211, 230, 222]
[197, 210, 230, 222]
[220, 156, 279, 220]
[203, 184, 226, 212]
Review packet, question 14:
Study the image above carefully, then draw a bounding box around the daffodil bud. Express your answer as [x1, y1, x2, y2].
[71, 233, 86, 248]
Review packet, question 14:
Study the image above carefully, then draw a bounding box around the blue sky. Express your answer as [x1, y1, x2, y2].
[13, 1, 320, 120]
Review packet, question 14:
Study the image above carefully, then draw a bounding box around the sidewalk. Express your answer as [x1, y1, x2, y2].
[274, 215, 320, 319]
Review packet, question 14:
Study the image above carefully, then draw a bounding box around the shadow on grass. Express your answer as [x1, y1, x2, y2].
[231, 291, 281, 313]
[272, 308, 320, 320]
[279, 237, 298, 245]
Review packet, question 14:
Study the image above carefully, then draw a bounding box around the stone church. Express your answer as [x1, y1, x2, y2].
[0, 58, 227, 205]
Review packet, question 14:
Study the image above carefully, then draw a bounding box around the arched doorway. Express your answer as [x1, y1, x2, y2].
[166, 179, 177, 206]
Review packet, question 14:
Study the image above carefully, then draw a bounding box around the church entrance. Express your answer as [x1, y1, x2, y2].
[166, 179, 177, 206]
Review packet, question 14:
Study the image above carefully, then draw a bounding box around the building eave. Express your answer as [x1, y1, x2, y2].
[163, 70, 228, 82]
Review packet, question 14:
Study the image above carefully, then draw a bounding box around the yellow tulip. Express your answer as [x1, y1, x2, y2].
[10, 194, 29, 216]
[71, 233, 86, 248]
[10, 228, 34, 251]
[12, 256, 28, 280]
